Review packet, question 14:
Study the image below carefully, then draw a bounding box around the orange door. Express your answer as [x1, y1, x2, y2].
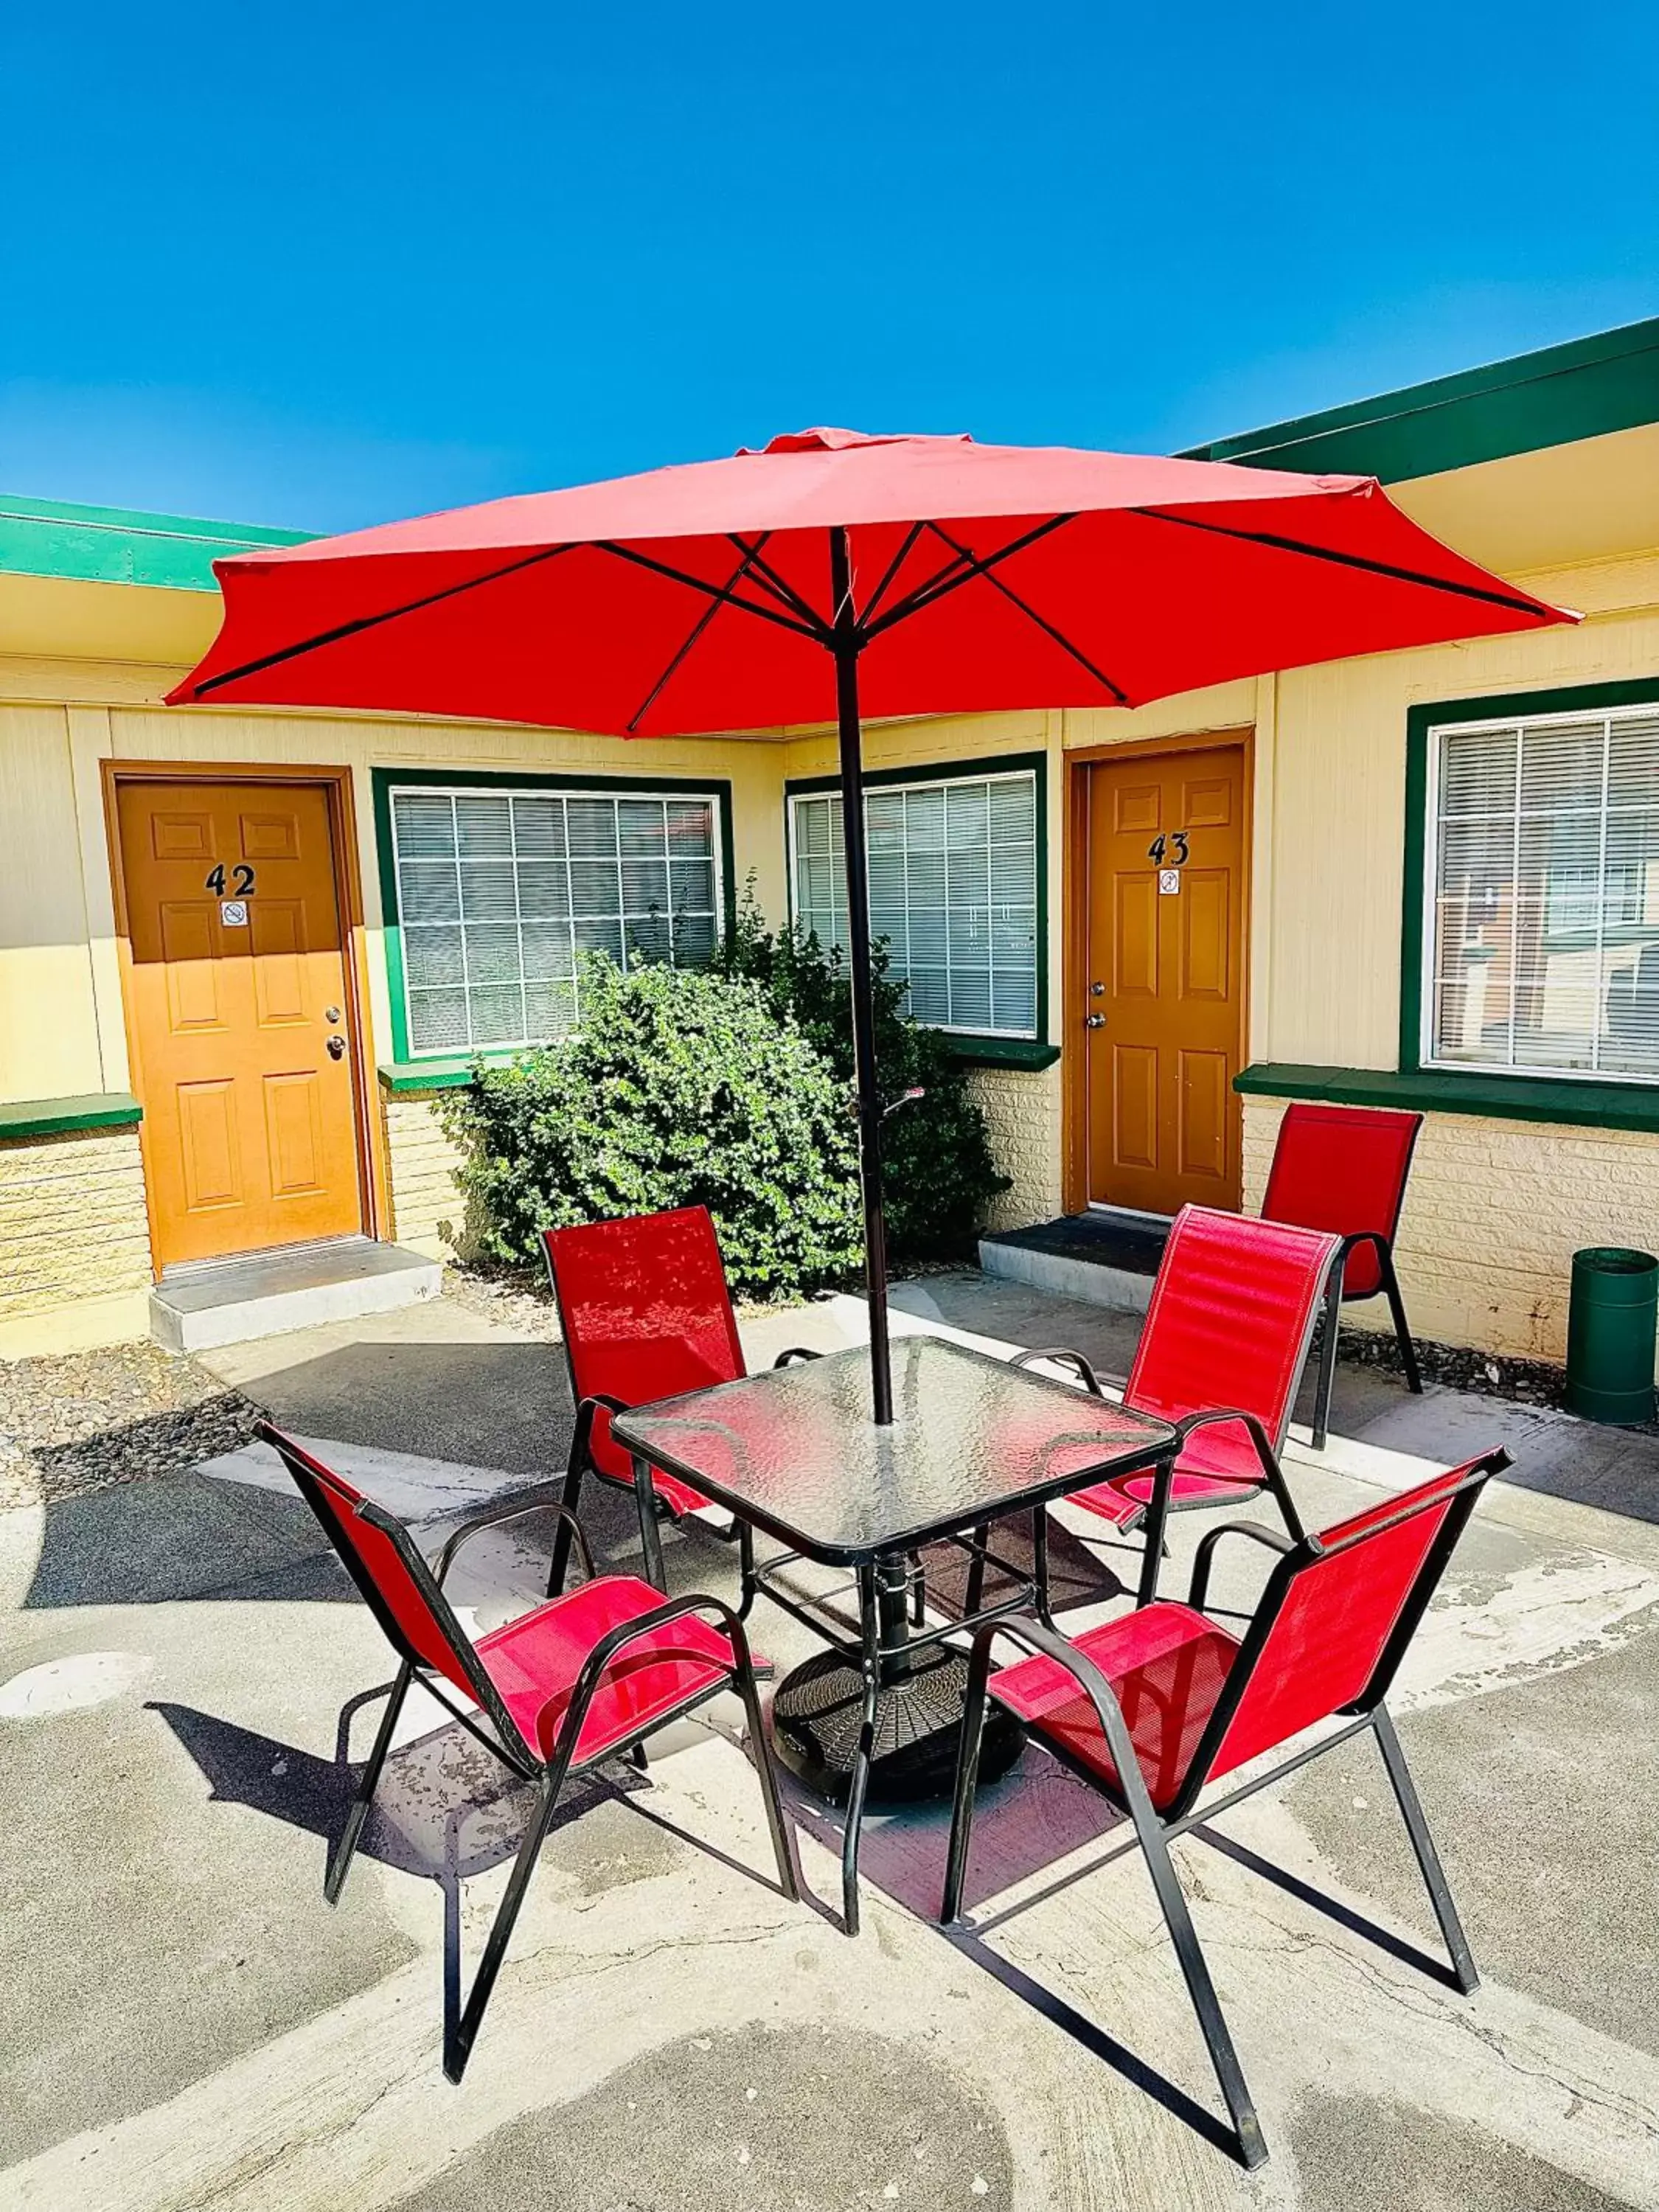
[116, 779, 364, 1269]
[1083, 745, 1246, 1216]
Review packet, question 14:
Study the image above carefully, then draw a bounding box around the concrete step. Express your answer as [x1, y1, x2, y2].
[978, 1211, 1169, 1315]
[150, 1236, 442, 1353]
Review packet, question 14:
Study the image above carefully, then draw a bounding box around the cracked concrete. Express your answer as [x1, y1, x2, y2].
[1, 1271, 1657, 2210]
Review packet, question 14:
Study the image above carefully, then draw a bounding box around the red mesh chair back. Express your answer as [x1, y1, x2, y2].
[1203, 1458, 1482, 1787]
[543, 1208, 747, 1483]
[1125, 1206, 1340, 1457]
[267, 1430, 482, 1706]
[1261, 1102, 1422, 1299]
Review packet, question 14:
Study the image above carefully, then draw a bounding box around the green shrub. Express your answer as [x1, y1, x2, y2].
[442, 954, 863, 1299]
[719, 894, 1010, 1267]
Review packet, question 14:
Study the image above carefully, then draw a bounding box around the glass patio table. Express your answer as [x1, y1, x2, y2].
[611, 1333, 1177, 1933]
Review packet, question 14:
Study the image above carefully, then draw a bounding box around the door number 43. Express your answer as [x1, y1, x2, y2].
[1147, 832, 1189, 866]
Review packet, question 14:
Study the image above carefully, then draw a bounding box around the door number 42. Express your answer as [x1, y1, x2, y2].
[1147, 832, 1189, 866]
[205, 864, 257, 896]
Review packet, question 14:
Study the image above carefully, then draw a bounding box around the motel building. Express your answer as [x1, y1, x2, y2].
[1, 318, 1658, 1366]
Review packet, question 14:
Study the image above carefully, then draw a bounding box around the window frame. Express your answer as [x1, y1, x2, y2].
[372, 766, 736, 1066]
[783, 751, 1049, 1050]
[1402, 676, 1659, 1091]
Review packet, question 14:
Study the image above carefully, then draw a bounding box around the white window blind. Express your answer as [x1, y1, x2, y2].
[790, 768, 1040, 1037]
[1427, 705, 1659, 1082]
[391, 787, 720, 1057]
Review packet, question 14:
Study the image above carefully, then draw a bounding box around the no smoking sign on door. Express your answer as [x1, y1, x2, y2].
[1157, 869, 1181, 896]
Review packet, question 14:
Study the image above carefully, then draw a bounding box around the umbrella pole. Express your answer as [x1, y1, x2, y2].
[830, 527, 893, 1424]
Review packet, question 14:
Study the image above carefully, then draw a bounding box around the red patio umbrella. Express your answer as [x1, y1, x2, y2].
[170, 428, 1571, 1420]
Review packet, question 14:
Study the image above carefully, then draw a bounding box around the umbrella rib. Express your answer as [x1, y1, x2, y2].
[1132, 508, 1551, 618]
[922, 523, 1130, 703]
[627, 538, 773, 733]
[594, 540, 824, 639]
[726, 535, 832, 635]
[862, 513, 1079, 639]
[858, 521, 928, 627]
[188, 542, 582, 698]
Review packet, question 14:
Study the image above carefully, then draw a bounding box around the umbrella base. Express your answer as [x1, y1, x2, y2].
[770, 1646, 1026, 1806]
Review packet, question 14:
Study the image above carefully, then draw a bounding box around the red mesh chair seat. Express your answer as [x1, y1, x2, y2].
[258, 1423, 796, 2085]
[1060, 1210, 1340, 1572]
[1260, 1102, 1425, 1446]
[476, 1573, 745, 1764]
[545, 1208, 754, 1519]
[945, 1449, 1507, 2170]
[990, 1602, 1239, 1809]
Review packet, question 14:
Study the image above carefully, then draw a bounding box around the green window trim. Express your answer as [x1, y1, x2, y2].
[1234, 1061, 1659, 1137]
[1401, 675, 1659, 1113]
[371, 766, 738, 1066]
[0, 1092, 143, 1139]
[782, 749, 1051, 1052]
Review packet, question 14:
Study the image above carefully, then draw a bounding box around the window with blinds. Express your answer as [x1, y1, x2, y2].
[1427, 704, 1659, 1082]
[789, 768, 1040, 1037]
[389, 785, 721, 1057]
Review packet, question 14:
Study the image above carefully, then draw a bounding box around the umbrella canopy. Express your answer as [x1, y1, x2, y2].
[172, 427, 1565, 732]
[170, 429, 1573, 1423]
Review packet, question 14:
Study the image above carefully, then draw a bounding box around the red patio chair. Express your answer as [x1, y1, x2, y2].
[542, 1207, 815, 1592]
[1260, 1100, 1425, 1449]
[943, 1447, 1509, 2170]
[262, 1422, 796, 2083]
[1007, 1207, 1343, 1608]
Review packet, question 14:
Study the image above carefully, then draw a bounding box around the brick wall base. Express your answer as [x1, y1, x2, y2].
[967, 1062, 1064, 1234]
[0, 1127, 152, 1329]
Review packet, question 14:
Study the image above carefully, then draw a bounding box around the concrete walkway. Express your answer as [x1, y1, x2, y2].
[1, 1273, 1655, 2211]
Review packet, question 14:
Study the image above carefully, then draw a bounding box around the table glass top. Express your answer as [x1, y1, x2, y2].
[611, 1335, 1175, 1562]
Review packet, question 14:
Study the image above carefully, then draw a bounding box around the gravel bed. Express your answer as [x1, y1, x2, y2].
[0, 1341, 263, 1509]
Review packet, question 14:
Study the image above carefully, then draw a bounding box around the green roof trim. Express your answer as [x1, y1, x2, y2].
[0, 493, 311, 592]
[1235, 1061, 1659, 1136]
[1180, 316, 1659, 484]
[0, 1092, 143, 1139]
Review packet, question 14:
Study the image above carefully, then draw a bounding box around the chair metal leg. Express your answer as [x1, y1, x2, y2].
[1312, 1273, 1343, 1452]
[1371, 1706, 1477, 1994]
[731, 1643, 799, 1902]
[1133, 1804, 1267, 2169]
[445, 1763, 568, 2083]
[1379, 1246, 1423, 1397]
[548, 1449, 585, 1599]
[1135, 1457, 1176, 1608]
[941, 1639, 992, 1924]
[327, 1659, 414, 1906]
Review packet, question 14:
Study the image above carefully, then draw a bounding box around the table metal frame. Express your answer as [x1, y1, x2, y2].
[612, 1347, 1177, 1933]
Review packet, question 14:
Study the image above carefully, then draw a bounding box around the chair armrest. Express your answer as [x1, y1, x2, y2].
[1166, 1408, 1307, 1544]
[956, 1611, 1169, 1835]
[1011, 1346, 1107, 1397]
[435, 1489, 596, 1587]
[1187, 1520, 1297, 1611]
[532, 1588, 757, 1764]
[772, 1347, 822, 1368]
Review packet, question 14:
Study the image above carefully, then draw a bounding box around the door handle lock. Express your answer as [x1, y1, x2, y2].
[326, 1034, 347, 1060]
[1089, 981, 1105, 997]
[1085, 1013, 1107, 1030]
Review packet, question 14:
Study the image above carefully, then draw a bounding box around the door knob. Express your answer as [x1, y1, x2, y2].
[1085, 1013, 1107, 1030]
[326, 1034, 347, 1060]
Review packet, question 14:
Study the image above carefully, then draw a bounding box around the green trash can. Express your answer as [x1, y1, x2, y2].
[1565, 1247, 1658, 1424]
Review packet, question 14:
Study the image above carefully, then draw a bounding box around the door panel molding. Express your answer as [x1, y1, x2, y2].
[1064, 732, 1252, 1216]
[102, 759, 387, 1276]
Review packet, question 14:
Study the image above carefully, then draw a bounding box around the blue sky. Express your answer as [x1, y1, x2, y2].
[3, 1, 1655, 533]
